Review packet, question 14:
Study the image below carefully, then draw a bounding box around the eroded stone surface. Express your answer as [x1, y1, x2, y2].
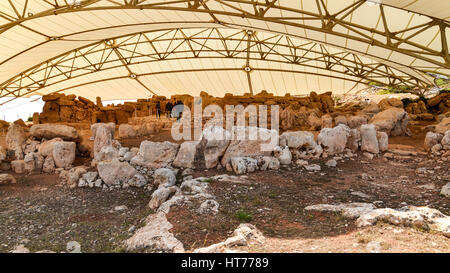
[30, 124, 78, 141]
[221, 127, 278, 167]
[356, 206, 450, 237]
[97, 160, 136, 186]
[6, 124, 26, 160]
[318, 124, 350, 155]
[193, 224, 264, 253]
[52, 142, 76, 168]
[0, 174, 16, 185]
[360, 124, 379, 154]
[370, 108, 409, 136]
[135, 141, 179, 168]
[305, 203, 376, 218]
[125, 212, 184, 253]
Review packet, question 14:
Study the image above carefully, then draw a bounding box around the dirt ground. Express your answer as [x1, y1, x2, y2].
[0, 127, 449, 253]
[166, 148, 449, 252]
[0, 174, 153, 253]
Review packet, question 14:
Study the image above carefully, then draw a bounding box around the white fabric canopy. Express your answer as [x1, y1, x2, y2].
[0, 0, 448, 103]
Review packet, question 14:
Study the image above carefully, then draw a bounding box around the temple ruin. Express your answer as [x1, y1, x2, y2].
[0, 0, 449, 255]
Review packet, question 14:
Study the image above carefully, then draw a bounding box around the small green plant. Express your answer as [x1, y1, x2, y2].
[368, 81, 420, 96]
[235, 209, 253, 222]
[27, 117, 33, 122]
[332, 95, 342, 104]
[435, 78, 449, 89]
[268, 193, 278, 199]
[333, 211, 346, 222]
[376, 85, 413, 95]
[200, 178, 213, 183]
[377, 89, 393, 95]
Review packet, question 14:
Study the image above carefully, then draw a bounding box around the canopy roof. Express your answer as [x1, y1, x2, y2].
[0, 0, 449, 104]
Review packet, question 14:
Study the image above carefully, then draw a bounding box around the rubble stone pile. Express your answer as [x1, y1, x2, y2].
[424, 130, 450, 157]
[82, 123, 391, 191]
[1, 123, 80, 176]
[2, 90, 449, 185]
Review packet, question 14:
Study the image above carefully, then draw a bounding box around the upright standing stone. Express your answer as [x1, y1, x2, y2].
[52, 142, 76, 168]
[202, 126, 231, 169]
[6, 124, 27, 160]
[360, 124, 379, 154]
[377, 131, 389, 152]
[93, 124, 114, 160]
[318, 125, 350, 155]
[173, 141, 204, 169]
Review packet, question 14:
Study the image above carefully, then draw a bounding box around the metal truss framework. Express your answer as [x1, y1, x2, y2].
[0, 0, 449, 100]
[0, 27, 430, 100]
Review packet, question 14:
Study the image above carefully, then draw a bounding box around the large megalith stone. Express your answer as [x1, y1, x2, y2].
[93, 123, 115, 160]
[279, 131, 316, 149]
[220, 127, 278, 167]
[133, 141, 179, 168]
[377, 131, 389, 152]
[360, 124, 379, 154]
[335, 115, 348, 126]
[274, 146, 292, 165]
[97, 160, 137, 186]
[201, 126, 231, 169]
[369, 108, 409, 136]
[52, 142, 76, 168]
[38, 138, 63, 157]
[230, 157, 258, 175]
[95, 146, 119, 162]
[318, 124, 350, 155]
[321, 114, 333, 129]
[91, 122, 115, 139]
[172, 141, 204, 169]
[347, 115, 367, 129]
[6, 123, 27, 160]
[11, 160, 25, 174]
[346, 128, 361, 152]
[30, 124, 78, 141]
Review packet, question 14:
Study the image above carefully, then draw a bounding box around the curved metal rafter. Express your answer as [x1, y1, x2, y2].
[0, 27, 429, 102]
[0, 0, 449, 70]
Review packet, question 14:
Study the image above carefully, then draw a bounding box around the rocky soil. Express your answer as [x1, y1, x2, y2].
[0, 173, 152, 253]
[1, 142, 448, 253]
